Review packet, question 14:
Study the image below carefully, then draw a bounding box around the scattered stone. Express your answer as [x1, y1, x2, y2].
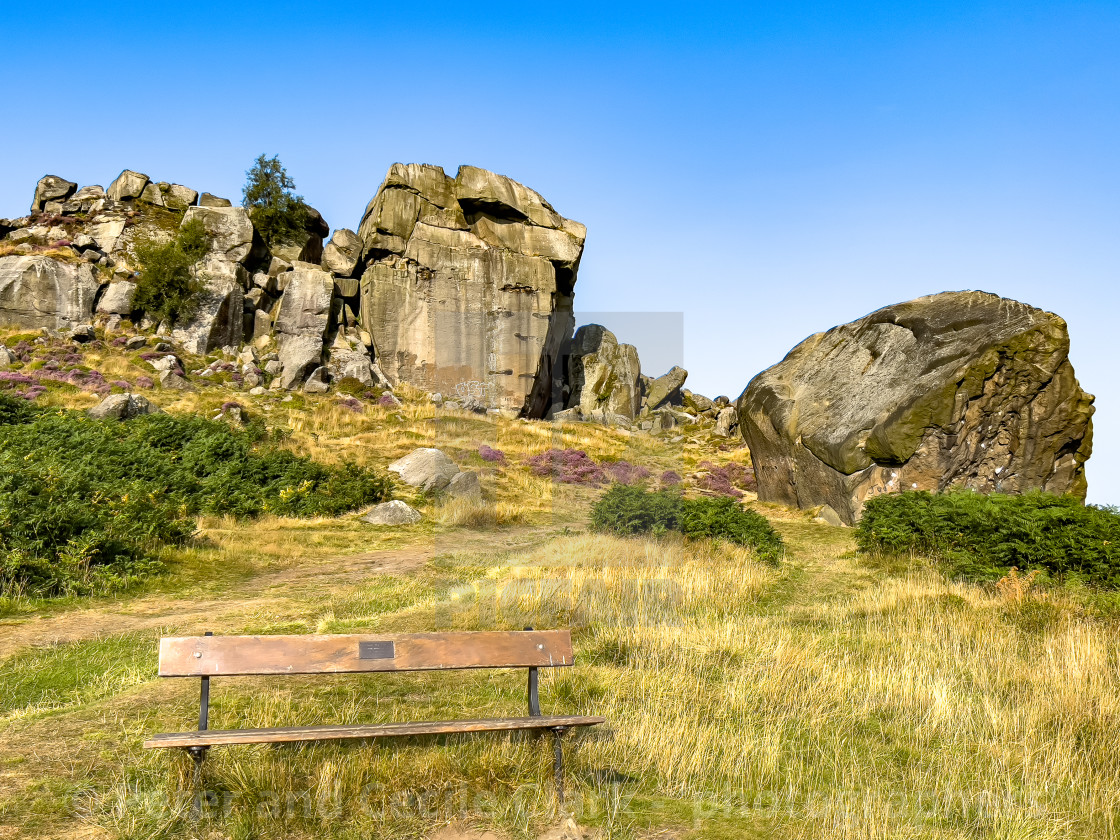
[388, 448, 461, 492]
[68, 324, 95, 342]
[362, 500, 422, 526]
[0, 345, 11, 369]
[125, 335, 148, 350]
[303, 366, 331, 393]
[87, 393, 162, 421]
[249, 386, 266, 395]
[446, 470, 482, 499]
[264, 359, 282, 375]
[32, 175, 77, 213]
[106, 169, 150, 201]
[738, 290, 1095, 524]
[158, 369, 191, 390]
[551, 407, 582, 423]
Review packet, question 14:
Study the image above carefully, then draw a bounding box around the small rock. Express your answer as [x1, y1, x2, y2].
[154, 342, 172, 353]
[551, 407, 583, 423]
[446, 470, 481, 500]
[362, 500, 422, 526]
[87, 393, 162, 421]
[125, 336, 148, 350]
[0, 346, 11, 369]
[159, 369, 190, 390]
[249, 386, 266, 395]
[378, 393, 402, 408]
[69, 324, 95, 342]
[430, 392, 443, 406]
[264, 359, 282, 375]
[148, 354, 181, 373]
[303, 366, 331, 394]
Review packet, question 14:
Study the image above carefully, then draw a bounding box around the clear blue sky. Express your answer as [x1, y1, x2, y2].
[2, 2, 1117, 503]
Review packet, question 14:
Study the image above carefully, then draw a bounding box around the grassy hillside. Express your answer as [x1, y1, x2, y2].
[2, 329, 1120, 839]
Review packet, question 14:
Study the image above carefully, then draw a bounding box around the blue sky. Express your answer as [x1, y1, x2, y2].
[2, 1, 1117, 503]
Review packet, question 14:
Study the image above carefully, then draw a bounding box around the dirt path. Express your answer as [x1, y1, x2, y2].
[0, 526, 558, 661]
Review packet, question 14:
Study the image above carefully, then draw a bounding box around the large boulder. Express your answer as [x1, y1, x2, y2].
[321, 227, 363, 278]
[182, 205, 261, 264]
[388, 447, 461, 492]
[32, 175, 77, 213]
[0, 256, 100, 330]
[270, 205, 329, 265]
[564, 324, 641, 419]
[171, 253, 246, 354]
[738, 291, 1095, 524]
[273, 263, 333, 389]
[644, 366, 688, 411]
[363, 500, 422, 525]
[96, 280, 137, 315]
[356, 163, 585, 417]
[106, 170, 150, 202]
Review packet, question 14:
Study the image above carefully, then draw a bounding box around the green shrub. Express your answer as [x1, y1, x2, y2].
[242, 154, 309, 247]
[132, 216, 210, 325]
[590, 484, 682, 536]
[680, 496, 785, 564]
[590, 484, 784, 562]
[0, 394, 391, 597]
[856, 490, 1120, 585]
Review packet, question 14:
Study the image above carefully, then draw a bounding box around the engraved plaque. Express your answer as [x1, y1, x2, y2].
[358, 641, 396, 660]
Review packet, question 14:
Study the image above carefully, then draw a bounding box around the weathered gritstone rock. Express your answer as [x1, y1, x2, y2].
[363, 500, 422, 525]
[172, 252, 247, 354]
[88, 393, 162, 421]
[738, 291, 1095, 524]
[564, 324, 641, 419]
[644, 366, 688, 411]
[32, 175, 77, 213]
[106, 169, 150, 202]
[182, 205, 261, 265]
[273, 263, 333, 389]
[388, 447, 461, 492]
[357, 163, 585, 417]
[96, 280, 137, 315]
[0, 255, 100, 330]
[322, 227, 363, 278]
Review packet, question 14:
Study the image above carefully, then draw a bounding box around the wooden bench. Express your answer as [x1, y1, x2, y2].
[144, 629, 604, 800]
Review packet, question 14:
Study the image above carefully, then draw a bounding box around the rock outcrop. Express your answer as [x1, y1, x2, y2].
[564, 324, 641, 419]
[738, 291, 1095, 524]
[357, 163, 585, 416]
[0, 256, 99, 330]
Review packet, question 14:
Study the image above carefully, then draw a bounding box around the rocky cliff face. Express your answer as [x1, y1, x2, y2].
[356, 164, 586, 416]
[737, 291, 1095, 524]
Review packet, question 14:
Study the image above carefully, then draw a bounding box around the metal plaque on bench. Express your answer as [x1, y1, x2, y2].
[359, 640, 396, 660]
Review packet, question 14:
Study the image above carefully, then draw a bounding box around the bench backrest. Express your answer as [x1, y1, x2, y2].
[158, 630, 573, 677]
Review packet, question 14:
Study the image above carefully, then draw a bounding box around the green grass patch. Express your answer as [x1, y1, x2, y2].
[0, 633, 155, 719]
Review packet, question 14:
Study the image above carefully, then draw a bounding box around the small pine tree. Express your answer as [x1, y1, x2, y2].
[242, 154, 309, 246]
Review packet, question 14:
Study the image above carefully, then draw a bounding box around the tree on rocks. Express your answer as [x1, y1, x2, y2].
[242, 154, 310, 247]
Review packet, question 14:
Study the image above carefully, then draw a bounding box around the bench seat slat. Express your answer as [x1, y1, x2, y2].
[159, 631, 574, 677]
[144, 715, 605, 748]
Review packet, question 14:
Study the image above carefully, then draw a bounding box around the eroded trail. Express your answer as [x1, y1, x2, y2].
[0, 526, 559, 661]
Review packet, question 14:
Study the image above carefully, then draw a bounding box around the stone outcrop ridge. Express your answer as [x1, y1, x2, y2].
[356, 164, 586, 416]
[737, 291, 1095, 524]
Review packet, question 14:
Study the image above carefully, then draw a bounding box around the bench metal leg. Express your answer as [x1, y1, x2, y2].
[551, 726, 568, 807]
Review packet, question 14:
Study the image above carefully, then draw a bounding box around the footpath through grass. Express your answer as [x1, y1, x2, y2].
[3, 498, 1120, 840]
